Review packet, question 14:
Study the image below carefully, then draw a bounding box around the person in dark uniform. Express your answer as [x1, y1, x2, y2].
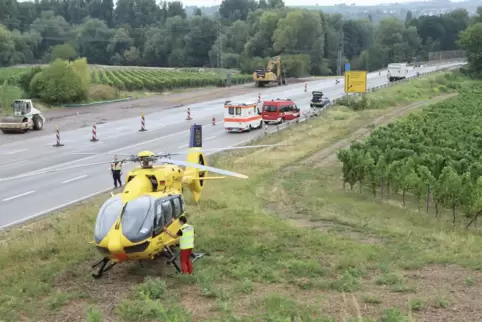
[111, 155, 123, 188]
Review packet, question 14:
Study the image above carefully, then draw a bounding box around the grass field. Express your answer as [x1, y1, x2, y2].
[337, 70, 464, 111]
[0, 71, 478, 321]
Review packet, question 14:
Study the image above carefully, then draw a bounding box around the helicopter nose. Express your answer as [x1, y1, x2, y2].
[107, 230, 128, 261]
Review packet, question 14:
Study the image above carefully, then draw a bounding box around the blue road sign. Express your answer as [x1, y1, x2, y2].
[345, 63, 351, 72]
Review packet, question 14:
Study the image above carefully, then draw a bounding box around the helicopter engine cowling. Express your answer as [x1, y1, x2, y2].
[183, 148, 207, 202]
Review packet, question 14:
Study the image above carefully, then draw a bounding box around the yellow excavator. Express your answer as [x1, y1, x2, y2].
[253, 56, 287, 88]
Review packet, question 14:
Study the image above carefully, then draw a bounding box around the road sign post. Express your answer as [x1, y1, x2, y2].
[344, 71, 367, 94]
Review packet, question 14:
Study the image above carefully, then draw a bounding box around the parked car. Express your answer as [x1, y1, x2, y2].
[261, 98, 300, 125]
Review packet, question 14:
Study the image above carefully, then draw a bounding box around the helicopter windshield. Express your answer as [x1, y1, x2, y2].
[94, 195, 123, 244]
[121, 196, 156, 243]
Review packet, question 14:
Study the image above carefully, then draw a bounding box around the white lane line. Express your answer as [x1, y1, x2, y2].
[4, 149, 28, 155]
[177, 143, 188, 149]
[0, 187, 113, 230]
[61, 175, 88, 184]
[75, 141, 105, 149]
[3, 191, 35, 202]
[0, 160, 27, 168]
[205, 136, 216, 141]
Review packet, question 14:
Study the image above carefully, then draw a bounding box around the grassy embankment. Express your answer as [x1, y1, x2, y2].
[0, 71, 477, 322]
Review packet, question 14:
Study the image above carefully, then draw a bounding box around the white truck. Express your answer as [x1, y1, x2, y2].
[387, 63, 408, 82]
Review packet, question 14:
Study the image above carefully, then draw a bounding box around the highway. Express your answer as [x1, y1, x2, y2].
[0, 62, 464, 228]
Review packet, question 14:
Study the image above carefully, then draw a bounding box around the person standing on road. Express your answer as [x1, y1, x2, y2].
[164, 215, 195, 274]
[111, 155, 123, 188]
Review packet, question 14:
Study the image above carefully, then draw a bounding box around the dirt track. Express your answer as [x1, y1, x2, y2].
[0, 78, 304, 144]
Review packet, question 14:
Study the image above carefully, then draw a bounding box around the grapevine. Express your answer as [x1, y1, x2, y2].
[337, 83, 482, 226]
[91, 68, 252, 91]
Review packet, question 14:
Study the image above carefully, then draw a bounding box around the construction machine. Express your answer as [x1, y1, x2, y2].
[253, 56, 287, 88]
[0, 99, 45, 134]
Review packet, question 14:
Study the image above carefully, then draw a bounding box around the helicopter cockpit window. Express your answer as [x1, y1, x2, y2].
[172, 197, 181, 218]
[179, 195, 185, 213]
[94, 196, 123, 244]
[121, 196, 156, 243]
[162, 200, 173, 225]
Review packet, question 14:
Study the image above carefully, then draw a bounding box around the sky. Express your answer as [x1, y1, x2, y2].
[185, 0, 465, 7]
[186, 0, 430, 6]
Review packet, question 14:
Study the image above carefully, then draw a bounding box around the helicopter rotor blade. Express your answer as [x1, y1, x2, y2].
[193, 144, 287, 153]
[157, 158, 249, 179]
[0, 160, 125, 183]
[169, 144, 287, 155]
[155, 152, 183, 157]
[72, 152, 135, 157]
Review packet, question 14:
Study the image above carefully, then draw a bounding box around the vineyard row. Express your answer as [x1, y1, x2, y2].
[337, 78, 482, 225]
[90, 68, 253, 91]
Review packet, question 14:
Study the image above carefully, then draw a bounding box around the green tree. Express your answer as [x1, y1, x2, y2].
[50, 44, 77, 61]
[457, 22, 482, 77]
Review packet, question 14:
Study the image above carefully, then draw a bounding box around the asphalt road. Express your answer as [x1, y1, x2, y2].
[0, 62, 464, 228]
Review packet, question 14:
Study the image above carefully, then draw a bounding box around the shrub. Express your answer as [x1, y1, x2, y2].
[88, 84, 119, 101]
[18, 66, 42, 96]
[31, 59, 86, 104]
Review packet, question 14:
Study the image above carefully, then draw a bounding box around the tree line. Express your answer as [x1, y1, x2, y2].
[337, 76, 482, 227]
[0, 0, 478, 77]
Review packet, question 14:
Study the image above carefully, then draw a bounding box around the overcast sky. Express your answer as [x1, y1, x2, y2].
[190, 0, 436, 7]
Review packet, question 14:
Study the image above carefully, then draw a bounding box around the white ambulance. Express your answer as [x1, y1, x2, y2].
[224, 101, 264, 133]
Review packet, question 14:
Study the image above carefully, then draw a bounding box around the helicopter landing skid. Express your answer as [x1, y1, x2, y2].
[164, 246, 205, 274]
[92, 257, 116, 279]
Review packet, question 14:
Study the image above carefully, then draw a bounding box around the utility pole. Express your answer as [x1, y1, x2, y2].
[336, 21, 344, 76]
[216, 16, 224, 84]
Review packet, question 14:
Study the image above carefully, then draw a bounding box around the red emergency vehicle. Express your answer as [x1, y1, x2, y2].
[261, 98, 301, 125]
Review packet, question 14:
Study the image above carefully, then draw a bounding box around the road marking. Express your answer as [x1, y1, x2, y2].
[177, 135, 217, 149]
[4, 149, 28, 155]
[75, 141, 105, 149]
[3, 191, 35, 202]
[0, 187, 113, 230]
[61, 175, 88, 184]
[0, 160, 27, 168]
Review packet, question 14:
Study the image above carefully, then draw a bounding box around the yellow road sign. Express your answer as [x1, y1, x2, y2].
[344, 71, 367, 93]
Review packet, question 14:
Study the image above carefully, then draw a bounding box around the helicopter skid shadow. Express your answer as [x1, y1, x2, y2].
[91, 246, 206, 279]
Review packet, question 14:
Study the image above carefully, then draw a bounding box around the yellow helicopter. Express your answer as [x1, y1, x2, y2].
[0, 124, 281, 278]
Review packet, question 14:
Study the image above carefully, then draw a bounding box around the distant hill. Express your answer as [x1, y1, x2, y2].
[185, 0, 479, 21]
